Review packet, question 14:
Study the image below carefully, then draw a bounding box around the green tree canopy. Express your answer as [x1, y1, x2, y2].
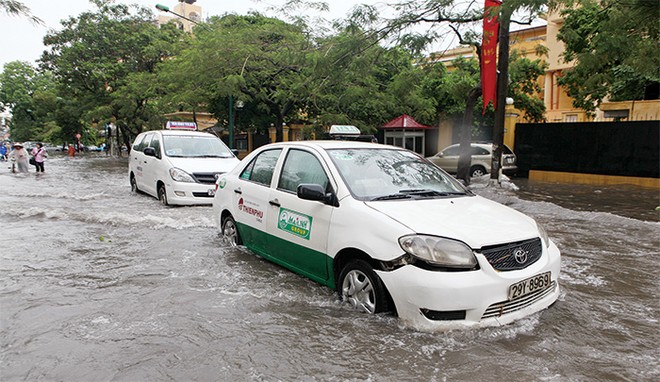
[0, 61, 57, 142]
[306, 25, 443, 132]
[40, 0, 188, 147]
[557, 0, 660, 112]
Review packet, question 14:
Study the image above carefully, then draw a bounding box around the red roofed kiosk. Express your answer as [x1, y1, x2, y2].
[381, 114, 431, 156]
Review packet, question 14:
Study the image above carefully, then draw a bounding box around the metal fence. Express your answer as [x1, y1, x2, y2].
[514, 121, 660, 178]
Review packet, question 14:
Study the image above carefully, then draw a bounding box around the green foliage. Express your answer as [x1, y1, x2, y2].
[0, 0, 43, 24]
[557, 0, 659, 112]
[0, 61, 58, 141]
[508, 50, 547, 122]
[305, 27, 442, 132]
[2, 0, 557, 148]
[40, 0, 188, 145]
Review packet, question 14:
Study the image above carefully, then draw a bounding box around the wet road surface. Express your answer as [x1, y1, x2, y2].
[1, 154, 658, 381]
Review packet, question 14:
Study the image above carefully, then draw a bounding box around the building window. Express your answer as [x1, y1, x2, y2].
[188, 12, 200, 22]
[383, 130, 425, 156]
[565, 114, 578, 122]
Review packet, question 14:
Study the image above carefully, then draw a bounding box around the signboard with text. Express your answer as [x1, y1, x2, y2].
[166, 121, 197, 130]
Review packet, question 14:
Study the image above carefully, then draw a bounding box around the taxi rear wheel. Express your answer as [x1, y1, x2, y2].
[221, 215, 242, 247]
[158, 184, 168, 206]
[339, 259, 390, 314]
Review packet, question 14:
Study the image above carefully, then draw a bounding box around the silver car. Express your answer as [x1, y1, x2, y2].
[426, 143, 517, 177]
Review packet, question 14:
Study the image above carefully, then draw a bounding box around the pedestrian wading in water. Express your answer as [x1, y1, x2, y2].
[31, 143, 48, 173]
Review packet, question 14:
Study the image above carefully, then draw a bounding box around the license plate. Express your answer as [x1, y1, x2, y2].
[508, 272, 551, 300]
[207, 189, 215, 196]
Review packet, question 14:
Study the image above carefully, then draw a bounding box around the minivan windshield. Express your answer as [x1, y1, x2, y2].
[327, 148, 471, 201]
[163, 135, 234, 158]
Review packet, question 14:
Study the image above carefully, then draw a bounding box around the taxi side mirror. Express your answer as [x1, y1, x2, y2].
[297, 184, 339, 207]
[144, 147, 156, 157]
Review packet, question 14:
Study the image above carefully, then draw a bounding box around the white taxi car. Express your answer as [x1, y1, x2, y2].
[212, 141, 560, 329]
[129, 127, 239, 205]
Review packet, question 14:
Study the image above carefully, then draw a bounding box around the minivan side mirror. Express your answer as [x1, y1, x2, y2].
[143, 147, 157, 157]
[297, 183, 339, 207]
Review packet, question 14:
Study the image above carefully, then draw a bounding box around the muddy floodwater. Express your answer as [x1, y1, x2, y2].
[1, 154, 658, 381]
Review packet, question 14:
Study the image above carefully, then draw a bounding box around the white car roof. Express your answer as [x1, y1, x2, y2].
[260, 140, 397, 151]
[157, 130, 216, 137]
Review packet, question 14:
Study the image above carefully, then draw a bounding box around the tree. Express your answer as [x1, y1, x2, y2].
[41, 0, 188, 150]
[0, 61, 57, 142]
[160, 13, 317, 142]
[370, 0, 550, 182]
[0, 0, 42, 24]
[557, 0, 659, 112]
[306, 26, 441, 132]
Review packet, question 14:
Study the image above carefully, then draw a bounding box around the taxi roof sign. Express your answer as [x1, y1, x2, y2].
[166, 121, 197, 130]
[329, 125, 361, 136]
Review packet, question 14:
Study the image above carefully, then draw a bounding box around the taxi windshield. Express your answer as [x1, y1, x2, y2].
[163, 135, 233, 158]
[327, 148, 470, 201]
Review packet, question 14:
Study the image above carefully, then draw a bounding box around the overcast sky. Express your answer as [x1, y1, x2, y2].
[1, 0, 393, 69]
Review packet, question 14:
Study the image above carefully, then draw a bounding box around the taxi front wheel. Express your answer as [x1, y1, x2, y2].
[221, 215, 242, 247]
[339, 259, 390, 314]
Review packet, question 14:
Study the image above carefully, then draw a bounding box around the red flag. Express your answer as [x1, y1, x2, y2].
[481, 0, 501, 114]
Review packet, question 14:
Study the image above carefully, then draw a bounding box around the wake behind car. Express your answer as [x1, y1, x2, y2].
[213, 141, 560, 330]
[129, 125, 239, 206]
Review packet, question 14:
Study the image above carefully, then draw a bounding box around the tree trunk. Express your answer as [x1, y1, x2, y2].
[491, 7, 512, 181]
[275, 115, 284, 142]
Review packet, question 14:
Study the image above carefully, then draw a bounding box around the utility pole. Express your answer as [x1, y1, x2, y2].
[491, 6, 512, 182]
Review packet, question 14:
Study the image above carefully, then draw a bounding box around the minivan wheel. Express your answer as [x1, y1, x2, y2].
[158, 184, 168, 206]
[339, 259, 390, 314]
[130, 175, 140, 194]
[470, 165, 487, 178]
[221, 215, 242, 247]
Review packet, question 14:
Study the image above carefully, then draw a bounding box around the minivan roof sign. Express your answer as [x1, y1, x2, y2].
[166, 121, 197, 130]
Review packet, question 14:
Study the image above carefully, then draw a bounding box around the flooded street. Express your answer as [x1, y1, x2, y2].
[1, 154, 658, 381]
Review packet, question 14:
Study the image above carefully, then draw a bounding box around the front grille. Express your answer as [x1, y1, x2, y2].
[193, 172, 223, 185]
[481, 281, 556, 319]
[480, 238, 542, 271]
[192, 192, 214, 198]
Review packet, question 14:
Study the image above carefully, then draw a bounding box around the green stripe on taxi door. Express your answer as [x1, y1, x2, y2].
[236, 222, 335, 288]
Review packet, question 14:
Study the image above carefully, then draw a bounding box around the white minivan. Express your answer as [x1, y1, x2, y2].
[129, 127, 239, 206]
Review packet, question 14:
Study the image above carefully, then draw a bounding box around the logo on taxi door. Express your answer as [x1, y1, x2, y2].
[278, 208, 312, 240]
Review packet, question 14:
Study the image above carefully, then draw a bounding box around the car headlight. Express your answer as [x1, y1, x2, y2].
[169, 167, 195, 183]
[537, 222, 550, 248]
[399, 235, 477, 269]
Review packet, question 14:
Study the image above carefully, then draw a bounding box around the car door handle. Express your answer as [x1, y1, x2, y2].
[269, 199, 281, 207]
[234, 188, 242, 194]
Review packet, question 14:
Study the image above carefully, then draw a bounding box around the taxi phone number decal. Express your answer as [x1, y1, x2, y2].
[278, 208, 312, 240]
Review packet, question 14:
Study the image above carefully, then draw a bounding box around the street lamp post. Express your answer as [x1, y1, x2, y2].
[155, 4, 199, 25]
[228, 95, 234, 149]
